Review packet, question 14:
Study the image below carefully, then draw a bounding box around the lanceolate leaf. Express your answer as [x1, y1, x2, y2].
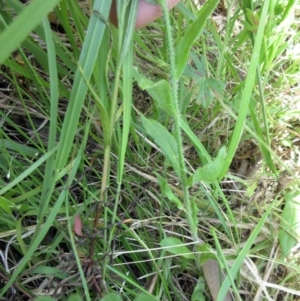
[100, 293, 122, 301]
[191, 146, 226, 184]
[175, 0, 220, 79]
[134, 293, 157, 301]
[0, 196, 13, 215]
[160, 237, 195, 259]
[142, 80, 175, 116]
[133, 68, 175, 116]
[279, 190, 300, 257]
[157, 174, 184, 211]
[141, 116, 180, 177]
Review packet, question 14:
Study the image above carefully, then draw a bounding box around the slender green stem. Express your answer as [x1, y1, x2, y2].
[159, 0, 198, 242]
[256, 66, 270, 146]
[89, 68, 120, 256]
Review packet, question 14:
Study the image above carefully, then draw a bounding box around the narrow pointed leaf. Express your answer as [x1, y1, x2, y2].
[160, 237, 195, 259]
[0, 0, 62, 64]
[134, 293, 157, 301]
[191, 146, 226, 184]
[157, 175, 184, 211]
[100, 293, 122, 301]
[133, 69, 175, 115]
[279, 191, 300, 257]
[141, 116, 180, 177]
[175, 0, 220, 79]
[56, 0, 112, 169]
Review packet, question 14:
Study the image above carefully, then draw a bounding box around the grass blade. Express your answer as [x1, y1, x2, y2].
[0, 152, 81, 296]
[217, 201, 274, 301]
[56, 0, 112, 169]
[220, 0, 271, 178]
[0, 146, 58, 196]
[175, 0, 220, 79]
[38, 17, 59, 222]
[0, 0, 61, 64]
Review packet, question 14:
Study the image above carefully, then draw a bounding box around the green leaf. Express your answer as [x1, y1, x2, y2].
[0, 0, 62, 64]
[183, 54, 225, 108]
[175, 0, 220, 79]
[245, 8, 260, 31]
[1, 139, 39, 156]
[38, 14, 60, 225]
[217, 200, 274, 300]
[114, 0, 138, 69]
[0, 196, 13, 215]
[195, 77, 225, 108]
[191, 146, 226, 184]
[56, 0, 112, 169]
[133, 69, 175, 116]
[279, 190, 300, 257]
[100, 293, 122, 301]
[134, 293, 157, 301]
[0, 149, 82, 297]
[30, 266, 67, 279]
[196, 244, 218, 265]
[140, 116, 180, 177]
[0, 145, 58, 196]
[67, 295, 84, 301]
[160, 237, 195, 259]
[156, 174, 184, 211]
[219, 0, 271, 179]
[191, 278, 206, 301]
[144, 82, 174, 115]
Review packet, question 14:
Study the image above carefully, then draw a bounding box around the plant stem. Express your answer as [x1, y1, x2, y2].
[89, 66, 121, 258]
[159, 0, 199, 242]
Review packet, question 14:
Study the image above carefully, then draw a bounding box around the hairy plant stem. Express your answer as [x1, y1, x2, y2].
[159, 0, 198, 242]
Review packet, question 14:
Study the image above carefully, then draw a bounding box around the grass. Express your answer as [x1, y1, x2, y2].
[0, 0, 300, 300]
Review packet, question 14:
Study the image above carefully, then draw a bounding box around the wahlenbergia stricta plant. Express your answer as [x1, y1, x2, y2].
[141, 0, 221, 243]
[139, 1, 236, 300]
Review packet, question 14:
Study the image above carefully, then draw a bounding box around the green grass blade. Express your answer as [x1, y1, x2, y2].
[65, 125, 92, 301]
[217, 202, 274, 301]
[279, 190, 300, 257]
[117, 0, 138, 182]
[118, 0, 138, 66]
[220, 0, 271, 179]
[0, 139, 39, 157]
[175, 0, 220, 79]
[56, 0, 112, 169]
[37, 17, 59, 222]
[0, 154, 81, 296]
[118, 42, 134, 182]
[212, 228, 240, 300]
[0, 0, 61, 64]
[0, 146, 58, 196]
